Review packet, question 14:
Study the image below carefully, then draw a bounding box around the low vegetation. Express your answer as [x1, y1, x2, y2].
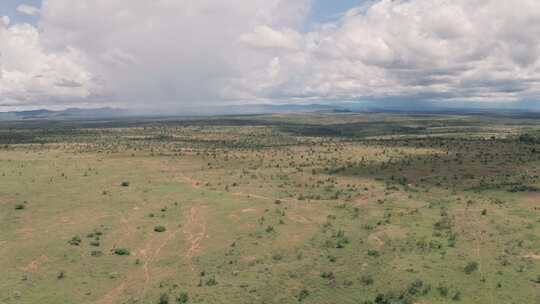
[0, 112, 539, 303]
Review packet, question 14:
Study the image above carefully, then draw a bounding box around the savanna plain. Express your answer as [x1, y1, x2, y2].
[1, 112, 539, 304]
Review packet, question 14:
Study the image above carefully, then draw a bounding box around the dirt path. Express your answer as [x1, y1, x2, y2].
[141, 226, 182, 295]
[183, 206, 208, 271]
[524, 253, 540, 260]
[21, 255, 49, 272]
[100, 283, 126, 304]
[120, 216, 131, 238]
[166, 163, 302, 207]
[109, 214, 135, 252]
[98, 219, 183, 304]
[98, 165, 210, 304]
[179, 173, 201, 188]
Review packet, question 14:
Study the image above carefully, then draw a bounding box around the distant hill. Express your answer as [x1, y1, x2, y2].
[0, 102, 538, 121]
[0, 104, 346, 121]
[0, 107, 130, 121]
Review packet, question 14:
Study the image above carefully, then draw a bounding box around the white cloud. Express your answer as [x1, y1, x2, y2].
[16, 4, 40, 16]
[37, 0, 310, 108]
[1, 0, 540, 109]
[0, 21, 100, 108]
[240, 26, 302, 51]
[232, 0, 540, 103]
[1, 16, 9, 26]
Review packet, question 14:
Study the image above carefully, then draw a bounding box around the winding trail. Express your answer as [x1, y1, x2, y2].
[100, 283, 126, 304]
[141, 226, 182, 295]
[183, 206, 208, 271]
[98, 215, 186, 304]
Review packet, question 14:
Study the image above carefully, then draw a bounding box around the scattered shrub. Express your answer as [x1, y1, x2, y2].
[205, 276, 218, 286]
[114, 248, 130, 256]
[159, 293, 169, 304]
[272, 253, 283, 261]
[360, 275, 374, 286]
[176, 292, 189, 304]
[464, 262, 478, 274]
[68, 235, 82, 246]
[368, 250, 380, 257]
[321, 271, 335, 280]
[154, 225, 167, 232]
[91, 250, 103, 257]
[297, 289, 310, 302]
[437, 285, 449, 297]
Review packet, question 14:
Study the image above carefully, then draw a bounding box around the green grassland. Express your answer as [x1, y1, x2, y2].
[0, 112, 539, 304]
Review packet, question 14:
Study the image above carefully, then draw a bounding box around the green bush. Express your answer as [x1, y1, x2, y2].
[114, 248, 130, 256]
[159, 293, 169, 304]
[205, 276, 218, 286]
[407, 280, 427, 295]
[367, 250, 380, 257]
[272, 253, 283, 261]
[297, 289, 310, 302]
[464, 262, 478, 274]
[321, 271, 335, 280]
[437, 285, 449, 297]
[68, 235, 82, 246]
[176, 292, 188, 304]
[360, 275, 374, 286]
[335, 230, 349, 248]
[373, 292, 414, 304]
[154, 225, 167, 232]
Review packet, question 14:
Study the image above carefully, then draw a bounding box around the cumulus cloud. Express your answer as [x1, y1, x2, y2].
[0, 20, 99, 109]
[16, 4, 40, 16]
[240, 26, 302, 51]
[1, 0, 540, 109]
[236, 0, 540, 103]
[36, 0, 311, 108]
[1, 16, 10, 26]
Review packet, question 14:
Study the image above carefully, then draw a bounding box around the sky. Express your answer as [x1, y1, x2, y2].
[0, 0, 540, 111]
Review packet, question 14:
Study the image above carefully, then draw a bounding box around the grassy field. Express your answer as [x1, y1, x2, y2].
[0, 112, 539, 304]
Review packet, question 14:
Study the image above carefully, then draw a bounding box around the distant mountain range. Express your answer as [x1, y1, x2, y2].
[0, 104, 347, 120]
[0, 101, 538, 121]
[0, 107, 131, 121]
